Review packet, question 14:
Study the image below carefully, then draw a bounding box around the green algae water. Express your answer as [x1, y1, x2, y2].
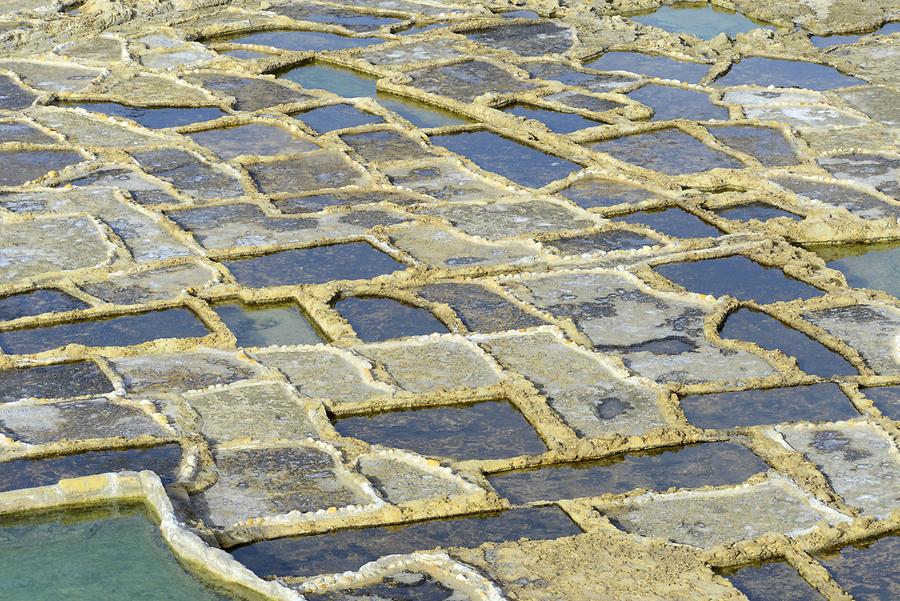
[0, 504, 234, 601]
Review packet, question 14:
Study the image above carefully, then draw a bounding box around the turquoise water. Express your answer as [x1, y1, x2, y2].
[0, 504, 237, 601]
[630, 3, 774, 39]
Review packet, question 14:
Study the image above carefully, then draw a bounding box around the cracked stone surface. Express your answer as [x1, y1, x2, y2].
[130, 149, 245, 201]
[770, 175, 900, 221]
[80, 261, 218, 305]
[419, 199, 594, 240]
[246, 150, 370, 194]
[61, 166, 181, 207]
[464, 22, 573, 57]
[111, 350, 265, 395]
[355, 336, 501, 394]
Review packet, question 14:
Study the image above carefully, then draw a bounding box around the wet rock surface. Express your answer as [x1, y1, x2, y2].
[334, 400, 547, 461]
[1, 1, 899, 600]
[231, 505, 580, 577]
[0, 361, 113, 402]
[0, 444, 182, 492]
[720, 562, 825, 601]
[488, 442, 768, 503]
[191, 445, 369, 529]
[405, 60, 538, 102]
[680, 383, 858, 429]
[588, 128, 745, 175]
[816, 535, 900, 600]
